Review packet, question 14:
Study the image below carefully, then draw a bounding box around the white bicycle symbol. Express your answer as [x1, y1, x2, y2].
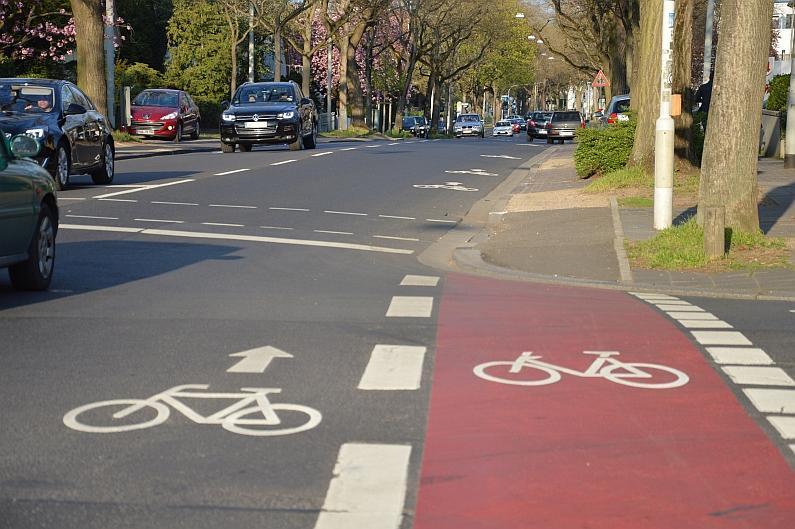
[63, 384, 322, 436]
[413, 181, 478, 191]
[473, 351, 689, 389]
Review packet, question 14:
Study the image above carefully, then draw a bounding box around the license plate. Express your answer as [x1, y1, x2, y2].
[539, 130, 547, 134]
[244, 121, 270, 129]
[135, 128, 155, 135]
[561, 131, 574, 137]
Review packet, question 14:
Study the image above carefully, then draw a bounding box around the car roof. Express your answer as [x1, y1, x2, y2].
[0, 78, 64, 87]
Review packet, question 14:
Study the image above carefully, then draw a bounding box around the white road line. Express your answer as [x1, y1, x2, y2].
[315, 230, 353, 235]
[366, 144, 382, 148]
[312, 151, 333, 157]
[388, 142, 400, 145]
[668, 312, 719, 320]
[400, 275, 439, 287]
[65, 215, 119, 220]
[379, 215, 416, 220]
[340, 147, 358, 151]
[651, 300, 693, 306]
[721, 366, 795, 387]
[202, 222, 245, 227]
[92, 179, 195, 199]
[324, 210, 367, 216]
[271, 159, 296, 166]
[426, 219, 457, 224]
[269, 207, 310, 212]
[152, 201, 199, 206]
[209, 204, 257, 209]
[656, 304, 704, 312]
[706, 347, 774, 365]
[480, 154, 521, 160]
[214, 168, 250, 176]
[676, 319, 733, 329]
[134, 218, 184, 224]
[630, 292, 679, 300]
[743, 388, 795, 413]
[57, 197, 86, 201]
[99, 198, 138, 203]
[691, 331, 752, 346]
[260, 226, 294, 230]
[59, 223, 142, 233]
[314, 443, 411, 529]
[767, 416, 795, 439]
[358, 345, 427, 390]
[374, 235, 420, 242]
[386, 296, 434, 317]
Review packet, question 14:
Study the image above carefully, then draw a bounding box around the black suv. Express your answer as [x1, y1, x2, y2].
[220, 81, 317, 153]
[0, 78, 115, 190]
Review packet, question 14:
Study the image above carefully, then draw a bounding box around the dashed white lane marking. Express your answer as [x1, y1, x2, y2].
[59, 224, 414, 255]
[691, 331, 752, 346]
[630, 292, 678, 300]
[214, 168, 250, 176]
[721, 366, 795, 386]
[269, 207, 310, 212]
[340, 147, 358, 151]
[209, 204, 257, 209]
[767, 416, 795, 439]
[650, 300, 693, 306]
[202, 222, 245, 227]
[152, 201, 199, 206]
[668, 311, 719, 320]
[314, 443, 411, 529]
[388, 142, 400, 146]
[379, 215, 415, 220]
[135, 218, 184, 224]
[366, 144, 382, 148]
[706, 347, 774, 365]
[676, 319, 733, 329]
[315, 230, 353, 235]
[324, 210, 367, 216]
[57, 197, 85, 201]
[312, 151, 333, 157]
[425, 219, 457, 224]
[655, 304, 704, 312]
[386, 296, 434, 318]
[743, 388, 795, 414]
[358, 345, 427, 390]
[92, 179, 195, 199]
[480, 154, 521, 160]
[271, 159, 297, 166]
[66, 215, 119, 220]
[400, 275, 439, 287]
[260, 226, 294, 230]
[374, 235, 420, 242]
[99, 198, 138, 203]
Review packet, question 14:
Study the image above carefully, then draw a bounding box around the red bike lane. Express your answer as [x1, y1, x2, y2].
[413, 274, 795, 529]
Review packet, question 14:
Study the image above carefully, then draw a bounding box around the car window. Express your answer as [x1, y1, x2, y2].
[133, 91, 179, 107]
[235, 85, 295, 104]
[60, 85, 76, 110]
[414, 117, 427, 125]
[69, 85, 93, 110]
[458, 115, 480, 123]
[496, 121, 510, 127]
[553, 112, 582, 122]
[615, 100, 631, 113]
[0, 83, 55, 113]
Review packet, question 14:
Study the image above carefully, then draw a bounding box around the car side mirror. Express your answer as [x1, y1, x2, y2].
[9, 134, 41, 158]
[300, 97, 312, 106]
[221, 100, 230, 110]
[64, 103, 86, 116]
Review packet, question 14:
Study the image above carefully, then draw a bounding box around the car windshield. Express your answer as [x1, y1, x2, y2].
[496, 121, 510, 127]
[553, 112, 582, 122]
[458, 115, 480, 123]
[413, 117, 427, 125]
[235, 85, 295, 104]
[133, 91, 179, 107]
[0, 84, 55, 114]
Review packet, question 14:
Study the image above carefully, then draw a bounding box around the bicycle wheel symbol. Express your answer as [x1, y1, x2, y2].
[63, 399, 170, 433]
[222, 404, 322, 436]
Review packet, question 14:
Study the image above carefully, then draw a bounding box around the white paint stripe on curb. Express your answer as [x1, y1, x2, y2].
[742, 388, 795, 414]
[358, 345, 427, 390]
[705, 347, 774, 365]
[676, 319, 733, 329]
[385, 296, 434, 317]
[400, 275, 439, 287]
[721, 366, 795, 387]
[691, 331, 752, 346]
[767, 416, 795, 439]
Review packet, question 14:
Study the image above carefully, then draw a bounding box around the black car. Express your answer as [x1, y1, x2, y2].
[220, 81, 317, 153]
[0, 78, 115, 190]
[527, 111, 552, 141]
[402, 116, 429, 138]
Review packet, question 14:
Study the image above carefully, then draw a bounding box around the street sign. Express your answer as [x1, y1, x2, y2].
[592, 69, 610, 88]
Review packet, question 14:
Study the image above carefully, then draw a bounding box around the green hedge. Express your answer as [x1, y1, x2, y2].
[767, 74, 789, 112]
[573, 118, 636, 178]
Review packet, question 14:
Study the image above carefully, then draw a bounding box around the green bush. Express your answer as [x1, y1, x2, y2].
[767, 74, 789, 112]
[573, 118, 636, 178]
[116, 61, 164, 100]
[195, 96, 221, 131]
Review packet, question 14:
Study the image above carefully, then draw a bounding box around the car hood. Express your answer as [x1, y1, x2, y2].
[229, 103, 296, 114]
[131, 106, 176, 120]
[0, 112, 52, 134]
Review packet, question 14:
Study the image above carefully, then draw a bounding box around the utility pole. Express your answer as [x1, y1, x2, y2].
[104, 0, 116, 127]
[654, 0, 676, 230]
[786, 0, 795, 168]
[248, 3, 255, 83]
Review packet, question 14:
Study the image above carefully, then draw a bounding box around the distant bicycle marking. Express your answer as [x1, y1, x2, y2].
[63, 384, 322, 436]
[413, 181, 479, 191]
[474, 351, 689, 389]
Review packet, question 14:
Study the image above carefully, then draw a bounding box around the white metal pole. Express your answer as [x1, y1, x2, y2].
[786, 3, 795, 168]
[654, 0, 676, 230]
[248, 3, 255, 82]
[703, 0, 715, 84]
[104, 0, 116, 127]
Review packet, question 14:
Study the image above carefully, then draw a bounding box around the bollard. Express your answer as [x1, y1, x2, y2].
[703, 206, 725, 259]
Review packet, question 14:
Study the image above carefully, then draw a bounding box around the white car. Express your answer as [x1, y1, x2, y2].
[492, 120, 513, 136]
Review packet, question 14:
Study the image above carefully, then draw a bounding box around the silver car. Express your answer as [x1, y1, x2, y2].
[453, 114, 484, 138]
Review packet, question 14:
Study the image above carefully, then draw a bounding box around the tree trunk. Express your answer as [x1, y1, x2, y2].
[301, 17, 313, 96]
[230, 25, 239, 98]
[698, 0, 772, 232]
[628, 0, 661, 173]
[673, 0, 697, 171]
[70, 0, 106, 116]
[337, 38, 349, 129]
[274, 22, 282, 82]
[348, 46, 366, 127]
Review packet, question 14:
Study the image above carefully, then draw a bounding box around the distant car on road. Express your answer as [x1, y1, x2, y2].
[402, 116, 430, 138]
[220, 81, 317, 153]
[527, 111, 552, 141]
[128, 89, 201, 142]
[0, 78, 115, 190]
[492, 120, 514, 137]
[453, 114, 484, 138]
[507, 115, 526, 131]
[0, 132, 58, 290]
[545, 111, 585, 144]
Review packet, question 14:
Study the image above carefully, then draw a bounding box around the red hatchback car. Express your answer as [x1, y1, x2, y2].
[128, 89, 200, 142]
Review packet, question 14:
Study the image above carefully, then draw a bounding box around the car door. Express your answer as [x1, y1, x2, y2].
[293, 86, 310, 136]
[0, 143, 36, 261]
[59, 85, 85, 168]
[70, 85, 103, 166]
[182, 93, 198, 134]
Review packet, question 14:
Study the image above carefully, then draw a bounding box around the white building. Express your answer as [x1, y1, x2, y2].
[770, 1, 795, 77]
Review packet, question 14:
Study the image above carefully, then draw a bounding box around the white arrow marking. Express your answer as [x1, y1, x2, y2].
[227, 346, 294, 373]
[480, 154, 521, 159]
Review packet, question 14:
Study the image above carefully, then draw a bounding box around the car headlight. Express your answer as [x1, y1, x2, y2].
[161, 111, 178, 120]
[221, 112, 236, 122]
[277, 111, 295, 119]
[25, 128, 46, 139]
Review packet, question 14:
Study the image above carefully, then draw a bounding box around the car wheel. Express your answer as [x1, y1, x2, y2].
[303, 121, 317, 149]
[239, 143, 252, 152]
[547, 137, 553, 144]
[8, 203, 56, 291]
[173, 123, 182, 143]
[52, 144, 70, 191]
[221, 142, 235, 153]
[190, 121, 200, 140]
[289, 132, 303, 151]
[90, 142, 115, 184]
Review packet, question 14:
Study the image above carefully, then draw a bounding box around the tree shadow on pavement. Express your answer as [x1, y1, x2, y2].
[759, 180, 795, 235]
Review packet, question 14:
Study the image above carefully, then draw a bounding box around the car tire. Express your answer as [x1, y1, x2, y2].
[289, 132, 303, 151]
[547, 137, 553, 144]
[239, 143, 252, 152]
[8, 203, 56, 291]
[190, 121, 200, 140]
[221, 142, 235, 153]
[303, 121, 317, 149]
[90, 141, 115, 184]
[52, 144, 70, 191]
[173, 123, 182, 143]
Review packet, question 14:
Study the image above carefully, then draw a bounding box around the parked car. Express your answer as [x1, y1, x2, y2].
[220, 81, 317, 153]
[0, 78, 115, 190]
[603, 94, 631, 124]
[0, 131, 58, 290]
[453, 114, 484, 138]
[492, 120, 514, 137]
[402, 115, 430, 138]
[527, 111, 553, 140]
[546, 111, 585, 144]
[128, 89, 201, 142]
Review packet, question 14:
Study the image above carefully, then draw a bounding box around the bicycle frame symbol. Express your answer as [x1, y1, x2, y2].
[413, 181, 479, 191]
[63, 384, 322, 436]
[474, 351, 689, 389]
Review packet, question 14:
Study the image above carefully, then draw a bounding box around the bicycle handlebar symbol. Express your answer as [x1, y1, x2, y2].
[473, 351, 689, 389]
[63, 384, 322, 436]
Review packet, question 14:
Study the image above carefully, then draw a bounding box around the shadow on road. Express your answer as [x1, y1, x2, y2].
[759, 180, 795, 235]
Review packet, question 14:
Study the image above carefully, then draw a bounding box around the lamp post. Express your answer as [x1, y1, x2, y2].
[654, 0, 676, 230]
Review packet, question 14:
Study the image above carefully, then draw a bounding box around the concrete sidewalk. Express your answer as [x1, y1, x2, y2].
[476, 146, 795, 300]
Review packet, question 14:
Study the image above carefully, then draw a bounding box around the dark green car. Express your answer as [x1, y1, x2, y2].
[0, 132, 58, 290]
